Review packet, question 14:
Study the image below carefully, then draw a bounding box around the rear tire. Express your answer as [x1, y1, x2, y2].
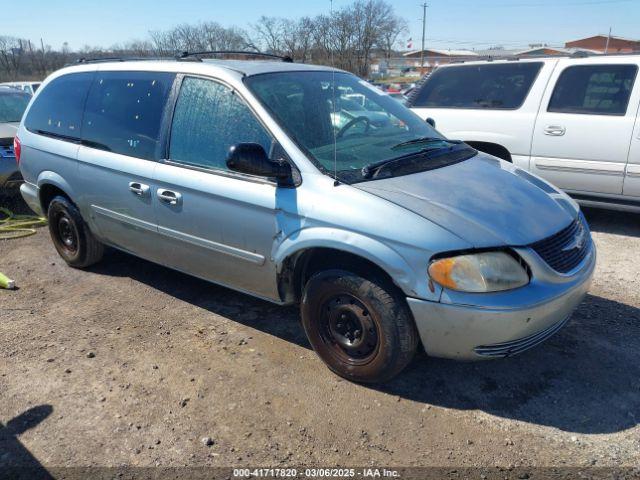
[301, 269, 418, 383]
[47, 195, 103, 268]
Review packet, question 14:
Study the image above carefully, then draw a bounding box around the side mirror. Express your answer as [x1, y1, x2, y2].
[426, 117, 436, 128]
[226, 143, 291, 181]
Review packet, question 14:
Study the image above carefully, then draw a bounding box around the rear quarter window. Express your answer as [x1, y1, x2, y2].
[24, 72, 94, 139]
[410, 62, 543, 110]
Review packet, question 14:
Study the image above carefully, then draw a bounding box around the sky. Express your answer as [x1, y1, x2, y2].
[4, 0, 639, 52]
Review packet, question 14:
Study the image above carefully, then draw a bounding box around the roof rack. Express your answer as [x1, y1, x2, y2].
[176, 50, 294, 63]
[74, 56, 169, 65]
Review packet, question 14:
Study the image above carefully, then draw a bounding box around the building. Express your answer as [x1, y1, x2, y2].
[401, 49, 479, 73]
[515, 46, 600, 57]
[565, 35, 640, 53]
[469, 48, 522, 58]
[370, 34, 638, 80]
[370, 49, 479, 78]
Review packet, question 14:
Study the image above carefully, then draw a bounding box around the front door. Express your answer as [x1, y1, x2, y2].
[153, 75, 281, 301]
[77, 70, 175, 260]
[530, 60, 639, 195]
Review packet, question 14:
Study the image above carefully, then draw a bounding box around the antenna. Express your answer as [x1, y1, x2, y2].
[330, 0, 339, 186]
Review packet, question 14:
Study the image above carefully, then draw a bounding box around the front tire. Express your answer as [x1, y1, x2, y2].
[301, 269, 418, 383]
[47, 195, 103, 268]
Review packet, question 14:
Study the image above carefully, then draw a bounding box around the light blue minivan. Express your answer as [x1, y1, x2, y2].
[16, 56, 595, 383]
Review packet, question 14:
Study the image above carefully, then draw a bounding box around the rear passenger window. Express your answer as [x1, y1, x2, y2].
[548, 64, 638, 115]
[169, 77, 272, 171]
[410, 62, 542, 110]
[82, 71, 175, 160]
[25, 72, 94, 139]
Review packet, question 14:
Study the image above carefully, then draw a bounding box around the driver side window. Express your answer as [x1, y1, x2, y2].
[169, 77, 272, 171]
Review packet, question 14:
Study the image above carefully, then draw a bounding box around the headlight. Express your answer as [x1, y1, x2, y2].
[428, 251, 529, 293]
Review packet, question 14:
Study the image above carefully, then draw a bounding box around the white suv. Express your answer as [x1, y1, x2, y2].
[409, 55, 640, 212]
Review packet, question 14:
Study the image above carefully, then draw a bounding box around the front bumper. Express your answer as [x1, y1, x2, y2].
[407, 242, 596, 360]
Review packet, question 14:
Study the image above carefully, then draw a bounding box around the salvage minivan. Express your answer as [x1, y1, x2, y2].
[16, 56, 596, 383]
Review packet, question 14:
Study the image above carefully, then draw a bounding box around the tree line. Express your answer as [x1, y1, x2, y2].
[0, 0, 407, 82]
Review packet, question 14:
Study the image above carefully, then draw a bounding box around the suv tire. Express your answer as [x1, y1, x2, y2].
[47, 195, 103, 268]
[301, 269, 418, 383]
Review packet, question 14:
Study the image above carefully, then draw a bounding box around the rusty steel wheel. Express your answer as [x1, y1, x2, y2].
[301, 269, 418, 383]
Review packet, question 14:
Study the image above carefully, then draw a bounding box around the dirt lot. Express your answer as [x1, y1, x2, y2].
[1, 193, 639, 476]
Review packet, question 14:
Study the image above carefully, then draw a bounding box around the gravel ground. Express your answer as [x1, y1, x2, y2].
[1, 193, 639, 477]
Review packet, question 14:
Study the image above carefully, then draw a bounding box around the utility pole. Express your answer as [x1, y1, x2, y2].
[40, 38, 46, 76]
[420, 2, 428, 73]
[604, 26, 611, 54]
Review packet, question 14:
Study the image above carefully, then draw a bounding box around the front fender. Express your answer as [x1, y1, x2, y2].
[273, 227, 436, 299]
[450, 131, 515, 147]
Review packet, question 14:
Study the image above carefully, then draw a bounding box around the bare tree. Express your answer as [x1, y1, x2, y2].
[0, 36, 23, 79]
[253, 16, 285, 54]
[253, 16, 317, 62]
[150, 22, 251, 56]
[380, 14, 408, 61]
[0, 0, 405, 81]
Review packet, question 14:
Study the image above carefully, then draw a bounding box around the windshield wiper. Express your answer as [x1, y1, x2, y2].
[361, 143, 473, 179]
[391, 136, 461, 150]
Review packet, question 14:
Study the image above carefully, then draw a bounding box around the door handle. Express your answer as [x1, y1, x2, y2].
[544, 125, 566, 136]
[157, 189, 182, 205]
[129, 182, 150, 196]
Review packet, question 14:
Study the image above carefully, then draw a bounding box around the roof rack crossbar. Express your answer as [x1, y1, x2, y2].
[176, 50, 294, 63]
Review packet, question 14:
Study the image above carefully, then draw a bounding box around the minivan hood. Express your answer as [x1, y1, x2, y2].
[354, 154, 576, 247]
[0, 122, 18, 142]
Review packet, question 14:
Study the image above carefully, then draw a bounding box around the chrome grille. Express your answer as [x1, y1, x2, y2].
[474, 316, 570, 357]
[529, 215, 591, 273]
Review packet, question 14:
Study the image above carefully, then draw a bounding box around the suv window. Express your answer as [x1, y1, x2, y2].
[82, 71, 175, 160]
[410, 62, 543, 110]
[169, 77, 272, 171]
[24, 72, 94, 139]
[548, 64, 638, 115]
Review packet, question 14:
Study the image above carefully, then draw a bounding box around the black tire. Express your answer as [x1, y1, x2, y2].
[47, 195, 103, 268]
[301, 269, 418, 383]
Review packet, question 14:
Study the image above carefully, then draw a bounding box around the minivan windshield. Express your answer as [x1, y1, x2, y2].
[0, 90, 30, 123]
[245, 71, 476, 182]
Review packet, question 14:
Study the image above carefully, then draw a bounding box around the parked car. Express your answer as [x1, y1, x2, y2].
[331, 94, 394, 129]
[0, 81, 41, 96]
[0, 86, 31, 190]
[408, 54, 640, 212]
[387, 92, 408, 104]
[17, 58, 595, 383]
